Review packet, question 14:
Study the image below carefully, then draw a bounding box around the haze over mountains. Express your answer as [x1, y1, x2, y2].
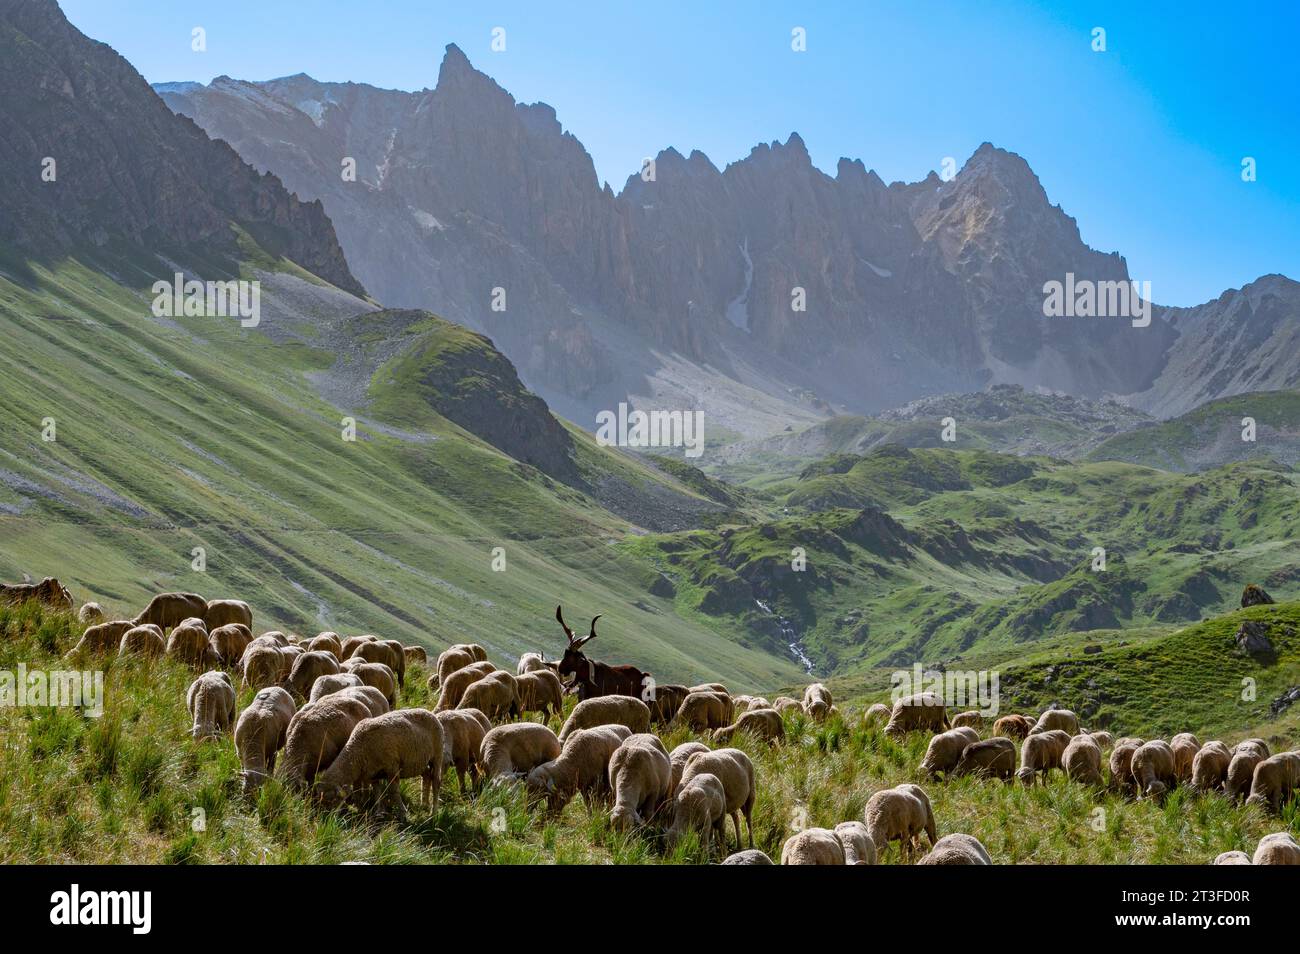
[156, 44, 1299, 436]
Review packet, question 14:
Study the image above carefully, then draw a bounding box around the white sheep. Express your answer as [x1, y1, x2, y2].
[884, 691, 949, 737]
[679, 747, 755, 852]
[669, 741, 710, 794]
[434, 708, 491, 793]
[1170, 732, 1201, 782]
[1189, 740, 1232, 793]
[673, 690, 733, 731]
[721, 849, 773, 865]
[952, 737, 1016, 780]
[780, 828, 846, 865]
[608, 733, 673, 829]
[459, 669, 520, 721]
[1252, 831, 1300, 865]
[186, 671, 235, 740]
[1131, 740, 1177, 798]
[665, 772, 728, 853]
[285, 650, 341, 700]
[517, 651, 547, 675]
[802, 683, 833, 721]
[278, 693, 373, 789]
[833, 820, 877, 865]
[308, 672, 364, 704]
[1061, 733, 1104, 786]
[1017, 729, 1071, 784]
[558, 695, 651, 741]
[515, 669, 564, 721]
[918, 833, 991, 865]
[314, 709, 444, 817]
[864, 784, 936, 859]
[919, 726, 980, 778]
[433, 660, 495, 710]
[480, 722, 562, 781]
[1245, 751, 1300, 814]
[1225, 739, 1270, 802]
[526, 725, 631, 812]
[234, 687, 296, 792]
[1028, 708, 1080, 736]
[711, 708, 785, 745]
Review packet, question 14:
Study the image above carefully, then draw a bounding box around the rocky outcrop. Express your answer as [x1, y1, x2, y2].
[1241, 583, 1275, 608]
[0, 0, 364, 296]
[1234, 620, 1274, 657]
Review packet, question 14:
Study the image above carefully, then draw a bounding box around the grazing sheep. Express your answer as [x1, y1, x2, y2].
[559, 695, 651, 741]
[308, 672, 364, 704]
[1225, 739, 1271, 802]
[118, 624, 165, 659]
[208, 623, 253, 668]
[434, 708, 491, 792]
[920, 727, 981, 778]
[403, 645, 427, 666]
[775, 696, 806, 716]
[918, 833, 992, 866]
[434, 660, 496, 710]
[334, 685, 390, 718]
[453, 643, 489, 663]
[864, 787, 933, 859]
[203, 598, 252, 632]
[1062, 734, 1104, 786]
[78, 602, 104, 625]
[1245, 751, 1300, 814]
[339, 634, 378, 659]
[733, 694, 772, 713]
[256, 630, 290, 647]
[952, 737, 1017, 780]
[885, 692, 949, 737]
[679, 748, 756, 851]
[480, 723, 563, 781]
[834, 821, 878, 865]
[1190, 741, 1232, 793]
[314, 709, 444, 816]
[781, 828, 846, 865]
[517, 652, 547, 675]
[1213, 850, 1252, 865]
[285, 651, 342, 701]
[1252, 831, 1300, 865]
[896, 784, 937, 842]
[648, 684, 690, 724]
[346, 662, 398, 708]
[242, 644, 286, 691]
[950, 710, 983, 731]
[305, 632, 343, 656]
[351, 640, 403, 685]
[279, 694, 374, 789]
[1131, 740, 1177, 798]
[133, 592, 207, 630]
[527, 725, 630, 811]
[712, 708, 785, 746]
[186, 671, 235, 740]
[1029, 708, 1080, 736]
[1017, 729, 1071, 785]
[689, 682, 728, 695]
[1088, 730, 1115, 750]
[669, 741, 711, 793]
[608, 734, 673, 829]
[515, 669, 564, 721]
[65, 619, 134, 657]
[166, 619, 214, 668]
[992, 714, 1034, 740]
[234, 687, 296, 792]
[459, 670, 520, 722]
[1171, 732, 1201, 783]
[435, 647, 476, 689]
[666, 772, 728, 852]
[673, 691, 732, 731]
[1109, 738, 1145, 794]
[722, 849, 773, 865]
[863, 701, 894, 722]
[802, 683, 833, 721]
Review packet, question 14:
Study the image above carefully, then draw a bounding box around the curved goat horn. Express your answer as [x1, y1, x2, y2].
[572, 614, 601, 650]
[555, 605, 576, 643]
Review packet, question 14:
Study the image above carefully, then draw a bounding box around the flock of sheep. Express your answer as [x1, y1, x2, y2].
[63, 591, 1300, 865]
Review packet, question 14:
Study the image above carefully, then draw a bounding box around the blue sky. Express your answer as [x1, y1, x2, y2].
[61, 0, 1298, 306]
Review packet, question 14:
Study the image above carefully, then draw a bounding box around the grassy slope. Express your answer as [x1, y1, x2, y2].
[628, 445, 1300, 674]
[1, 602, 1293, 865]
[1088, 389, 1300, 472]
[0, 255, 802, 690]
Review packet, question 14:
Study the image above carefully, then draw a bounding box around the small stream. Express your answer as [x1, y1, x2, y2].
[756, 600, 815, 674]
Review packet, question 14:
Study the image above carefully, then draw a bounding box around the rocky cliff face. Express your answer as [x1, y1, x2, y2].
[0, 0, 364, 297]
[156, 44, 1293, 428]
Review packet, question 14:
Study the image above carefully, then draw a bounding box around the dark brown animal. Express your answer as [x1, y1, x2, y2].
[554, 606, 650, 702]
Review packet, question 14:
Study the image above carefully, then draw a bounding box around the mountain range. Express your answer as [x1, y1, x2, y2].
[155, 44, 1298, 437]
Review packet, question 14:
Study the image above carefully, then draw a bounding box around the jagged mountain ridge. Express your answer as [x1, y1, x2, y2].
[154, 43, 1289, 435]
[0, 0, 364, 297]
